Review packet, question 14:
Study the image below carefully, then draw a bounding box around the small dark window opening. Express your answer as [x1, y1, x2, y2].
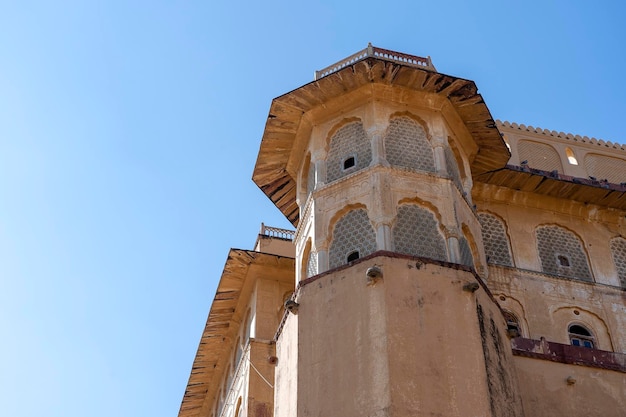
[557, 255, 570, 267]
[343, 156, 356, 170]
[503, 311, 520, 338]
[569, 324, 594, 348]
[347, 250, 360, 263]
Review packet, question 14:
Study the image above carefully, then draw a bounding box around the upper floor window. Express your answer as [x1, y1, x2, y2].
[536, 225, 592, 281]
[478, 212, 513, 267]
[384, 116, 436, 173]
[326, 121, 372, 183]
[568, 324, 595, 348]
[609, 236, 626, 288]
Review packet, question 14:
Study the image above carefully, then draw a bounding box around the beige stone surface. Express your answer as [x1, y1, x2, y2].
[276, 256, 523, 417]
[514, 356, 626, 417]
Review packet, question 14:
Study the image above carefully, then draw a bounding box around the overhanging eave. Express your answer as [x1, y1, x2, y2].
[253, 57, 510, 226]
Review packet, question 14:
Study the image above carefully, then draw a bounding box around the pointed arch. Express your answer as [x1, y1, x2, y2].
[392, 203, 447, 262]
[328, 207, 376, 269]
[302, 238, 318, 279]
[535, 224, 592, 281]
[478, 212, 514, 267]
[325, 118, 371, 183]
[384, 113, 435, 173]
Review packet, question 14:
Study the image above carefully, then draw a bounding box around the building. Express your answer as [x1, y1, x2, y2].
[178, 45, 626, 417]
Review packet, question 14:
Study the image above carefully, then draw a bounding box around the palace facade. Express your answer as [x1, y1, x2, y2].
[178, 45, 626, 417]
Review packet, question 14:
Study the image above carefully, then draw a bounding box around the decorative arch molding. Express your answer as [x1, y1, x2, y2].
[495, 294, 530, 338]
[535, 223, 593, 281]
[396, 196, 445, 227]
[552, 306, 613, 351]
[302, 238, 318, 279]
[324, 116, 364, 149]
[387, 111, 433, 140]
[327, 203, 371, 238]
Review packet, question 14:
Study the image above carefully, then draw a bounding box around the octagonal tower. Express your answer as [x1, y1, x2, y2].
[253, 45, 524, 417]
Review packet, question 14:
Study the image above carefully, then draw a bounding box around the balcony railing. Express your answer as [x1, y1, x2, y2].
[512, 337, 626, 373]
[259, 223, 295, 241]
[315, 43, 436, 80]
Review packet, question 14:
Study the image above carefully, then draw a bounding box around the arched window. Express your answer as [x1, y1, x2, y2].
[478, 212, 513, 267]
[568, 324, 595, 348]
[305, 155, 315, 195]
[585, 154, 626, 184]
[503, 311, 521, 338]
[518, 140, 563, 172]
[306, 250, 318, 278]
[459, 236, 474, 267]
[392, 204, 447, 262]
[326, 121, 371, 183]
[536, 225, 592, 281]
[384, 116, 436, 173]
[329, 208, 376, 269]
[444, 144, 464, 191]
[565, 147, 578, 165]
[609, 236, 626, 288]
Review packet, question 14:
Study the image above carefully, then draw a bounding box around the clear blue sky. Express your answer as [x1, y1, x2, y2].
[0, 1, 623, 416]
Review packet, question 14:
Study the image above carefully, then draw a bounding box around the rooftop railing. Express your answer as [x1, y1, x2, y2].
[314, 43, 436, 80]
[259, 223, 295, 241]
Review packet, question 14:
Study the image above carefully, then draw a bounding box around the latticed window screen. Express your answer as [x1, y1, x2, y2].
[518, 140, 563, 172]
[459, 236, 474, 267]
[384, 117, 436, 172]
[609, 237, 626, 287]
[392, 204, 447, 261]
[536, 225, 592, 281]
[326, 122, 372, 183]
[478, 213, 513, 266]
[307, 161, 315, 195]
[329, 209, 377, 269]
[585, 154, 626, 184]
[306, 250, 318, 278]
[444, 146, 463, 190]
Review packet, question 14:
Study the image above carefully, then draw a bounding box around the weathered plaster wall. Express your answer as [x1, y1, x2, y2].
[514, 356, 626, 416]
[273, 316, 297, 417]
[280, 255, 523, 417]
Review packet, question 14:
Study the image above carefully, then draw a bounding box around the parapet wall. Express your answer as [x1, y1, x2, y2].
[498, 120, 626, 184]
